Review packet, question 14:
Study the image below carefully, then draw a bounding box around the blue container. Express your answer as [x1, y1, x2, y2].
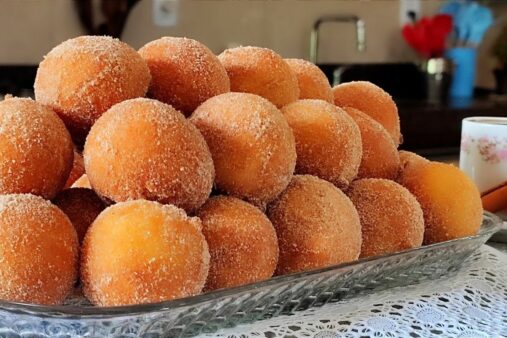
[445, 47, 477, 99]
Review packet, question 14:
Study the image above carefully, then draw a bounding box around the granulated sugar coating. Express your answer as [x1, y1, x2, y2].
[0, 97, 74, 199]
[267, 175, 362, 275]
[399, 150, 429, 168]
[343, 107, 400, 180]
[64, 150, 85, 189]
[396, 150, 430, 184]
[400, 162, 483, 244]
[84, 98, 215, 213]
[53, 188, 106, 243]
[347, 179, 424, 258]
[285, 58, 333, 103]
[81, 200, 210, 306]
[0, 194, 78, 305]
[191, 92, 296, 205]
[281, 100, 362, 189]
[197, 196, 278, 291]
[332, 81, 401, 146]
[34, 35, 151, 146]
[218, 46, 299, 108]
[139, 37, 230, 116]
[72, 174, 91, 189]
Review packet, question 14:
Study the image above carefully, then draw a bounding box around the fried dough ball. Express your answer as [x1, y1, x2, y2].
[138, 37, 230, 116]
[0, 97, 73, 199]
[332, 81, 401, 145]
[34, 36, 151, 145]
[281, 100, 362, 189]
[0, 194, 78, 305]
[197, 196, 278, 291]
[81, 200, 209, 306]
[218, 46, 299, 108]
[400, 162, 483, 244]
[191, 92, 296, 205]
[399, 150, 429, 169]
[347, 179, 424, 258]
[84, 98, 214, 213]
[64, 150, 85, 189]
[72, 174, 91, 189]
[285, 58, 333, 103]
[397, 150, 430, 184]
[267, 175, 362, 275]
[343, 107, 400, 180]
[53, 188, 106, 243]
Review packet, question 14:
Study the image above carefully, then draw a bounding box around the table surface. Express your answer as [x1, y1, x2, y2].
[197, 243, 507, 338]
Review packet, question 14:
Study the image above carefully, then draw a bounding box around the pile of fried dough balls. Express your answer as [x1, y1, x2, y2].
[0, 36, 482, 307]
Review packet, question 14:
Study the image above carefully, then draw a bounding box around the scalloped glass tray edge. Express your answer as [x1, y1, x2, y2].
[0, 212, 502, 338]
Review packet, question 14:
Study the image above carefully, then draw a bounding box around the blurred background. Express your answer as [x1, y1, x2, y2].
[1, 0, 506, 156]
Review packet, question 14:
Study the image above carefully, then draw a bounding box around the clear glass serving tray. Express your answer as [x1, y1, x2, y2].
[0, 212, 501, 338]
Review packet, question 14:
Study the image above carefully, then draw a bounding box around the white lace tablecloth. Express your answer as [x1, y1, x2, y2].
[198, 244, 507, 338]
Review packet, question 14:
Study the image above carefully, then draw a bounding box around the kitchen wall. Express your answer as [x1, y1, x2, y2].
[124, 0, 438, 63]
[0, 0, 505, 89]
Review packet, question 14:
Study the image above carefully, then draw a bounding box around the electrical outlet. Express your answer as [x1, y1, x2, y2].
[400, 0, 421, 26]
[153, 0, 179, 27]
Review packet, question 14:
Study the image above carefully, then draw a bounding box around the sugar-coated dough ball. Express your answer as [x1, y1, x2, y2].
[343, 107, 400, 180]
[0, 194, 78, 305]
[400, 162, 483, 244]
[34, 36, 151, 145]
[267, 175, 362, 275]
[191, 92, 296, 205]
[399, 150, 429, 167]
[281, 100, 362, 189]
[84, 98, 214, 213]
[218, 46, 299, 108]
[139, 37, 230, 116]
[53, 188, 105, 243]
[72, 174, 91, 189]
[285, 58, 333, 102]
[348, 179, 424, 258]
[332, 81, 401, 145]
[396, 150, 430, 184]
[197, 196, 278, 291]
[81, 200, 209, 306]
[0, 97, 73, 199]
[64, 150, 85, 189]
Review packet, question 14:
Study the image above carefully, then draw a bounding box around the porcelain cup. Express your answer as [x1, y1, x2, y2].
[460, 116, 507, 194]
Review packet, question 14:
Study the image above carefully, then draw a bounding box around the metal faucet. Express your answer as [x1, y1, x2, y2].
[310, 15, 366, 64]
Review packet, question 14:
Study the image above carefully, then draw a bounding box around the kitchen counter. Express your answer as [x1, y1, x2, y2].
[398, 96, 507, 156]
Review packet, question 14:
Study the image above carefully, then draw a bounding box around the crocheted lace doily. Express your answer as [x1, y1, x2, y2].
[198, 245, 507, 338]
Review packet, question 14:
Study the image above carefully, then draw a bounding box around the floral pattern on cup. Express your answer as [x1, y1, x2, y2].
[461, 134, 507, 164]
[461, 134, 473, 154]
